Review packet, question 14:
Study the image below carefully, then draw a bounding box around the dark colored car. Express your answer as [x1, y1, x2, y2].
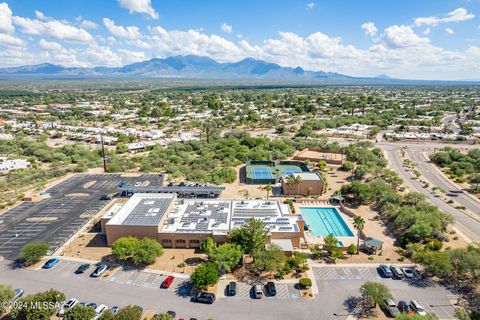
[383, 298, 400, 318]
[161, 276, 175, 289]
[227, 281, 237, 296]
[266, 282, 276, 297]
[118, 181, 127, 188]
[99, 194, 112, 201]
[42, 258, 59, 269]
[378, 264, 393, 278]
[166, 311, 176, 318]
[75, 263, 90, 274]
[398, 301, 414, 315]
[193, 292, 216, 304]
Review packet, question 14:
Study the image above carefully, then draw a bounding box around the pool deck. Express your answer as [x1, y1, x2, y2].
[299, 204, 357, 247]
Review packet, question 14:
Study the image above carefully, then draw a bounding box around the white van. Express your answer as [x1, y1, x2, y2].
[410, 300, 427, 316]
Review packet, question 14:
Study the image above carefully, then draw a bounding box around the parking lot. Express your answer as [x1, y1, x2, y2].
[313, 266, 457, 319]
[222, 281, 300, 300]
[0, 173, 163, 260]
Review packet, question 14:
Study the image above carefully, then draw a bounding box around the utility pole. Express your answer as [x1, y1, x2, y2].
[101, 132, 108, 173]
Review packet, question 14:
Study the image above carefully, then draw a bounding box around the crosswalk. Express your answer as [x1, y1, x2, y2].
[313, 267, 382, 281]
[108, 269, 192, 294]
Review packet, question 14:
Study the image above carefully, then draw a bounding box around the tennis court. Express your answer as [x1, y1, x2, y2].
[251, 167, 273, 179]
[282, 167, 302, 176]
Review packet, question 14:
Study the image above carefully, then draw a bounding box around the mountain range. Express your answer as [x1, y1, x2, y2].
[0, 55, 477, 84]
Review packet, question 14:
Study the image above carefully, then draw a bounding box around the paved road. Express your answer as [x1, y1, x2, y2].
[382, 143, 480, 242]
[0, 174, 163, 260]
[441, 114, 461, 134]
[0, 261, 457, 320]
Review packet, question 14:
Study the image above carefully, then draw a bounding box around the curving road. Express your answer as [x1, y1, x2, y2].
[382, 142, 480, 242]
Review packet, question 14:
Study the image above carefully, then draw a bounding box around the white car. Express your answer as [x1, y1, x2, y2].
[134, 181, 142, 187]
[402, 267, 415, 278]
[91, 265, 108, 277]
[58, 298, 78, 317]
[93, 304, 109, 320]
[410, 300, 427, 316]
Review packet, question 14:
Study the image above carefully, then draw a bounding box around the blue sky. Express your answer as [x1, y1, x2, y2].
[1, 0, 479, 79]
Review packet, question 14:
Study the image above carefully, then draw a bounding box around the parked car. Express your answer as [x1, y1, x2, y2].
[161, 276, 175, 289]
[390, 265, 404, 279]
[193, 292, 216, 304]
[398, 301, 414, 315]
[378, 264, 393, 278]
[58, 298, 78, 317]
[86, 302, 97, 309]
[99, 194, 112, 201]
[74, 263, 90, 274]
[266, 282, 276, 297]
[42, 258, 59, 269]
[111, 306, 120, 314]
[134, 181, 142, 187]
[402, 267, 415, 279]
[410, 300, 427, 316]
[253, 284, 263, 299]
[93, 304, 109, 320]
[383, 298, 400, 318]
[13, 288, 24, 300]
[91, 264, 108, 277]
[167, 311, 176, 318]
[227, 281, 237, 296]
[118, 181, 127, 188]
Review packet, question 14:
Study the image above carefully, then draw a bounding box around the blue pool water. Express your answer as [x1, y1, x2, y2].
[300, 207, 354, 237]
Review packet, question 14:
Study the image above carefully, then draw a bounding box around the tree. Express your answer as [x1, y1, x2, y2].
[98, 310, 115, 320]
[19, 242, 50, 266]
[210, 243, 243, 273]
[115, 305, 143, 320]
[260, 184, 273, 200]
[151, 313, 174, 320]
[111, 236, 139, 261]
[190, 263, 219, 290]
[353, 216, 365, 254]
[347, 244, 357, 255]
[340, 160, 355, 173]
[64, 305, 96, 320]
[0, 285, 15, 314]
[469, 174, 480, 192]
[12, 289, 65, 320]
[227, 218, 268, 255]
[116, 143, 128, 154]
[253, 243, 287, 275]
[112, 237, 163, 265]
[323, 233, 338, 252]
[200, 237, 216, 256]
[132, 238, 164, 265]
[360, 281, 392, 308]
[317, 160, 327, 172]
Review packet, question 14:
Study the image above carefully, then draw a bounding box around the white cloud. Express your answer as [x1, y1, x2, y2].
[118, 0, 158, 19]
[0, 33, 23, 47]
[34, 11, 50, 21]
[118, 48, 147, 64]
[361, 22, 377, 37]
[414, 7, 475, 26]
[77, 17, 98, 29]
[38, 38, 83, 66]
[221, 23, 232, 34]
[423, 27, 431, 35]
[0, 2, 14, 34]
[103, 18, 141, 40]
[83, 44, 122, 66]
[382, 25, 430, 48]
[445, 27, 455, 35]
[306, 2, 316, 10]
[13, 16, 93, 43]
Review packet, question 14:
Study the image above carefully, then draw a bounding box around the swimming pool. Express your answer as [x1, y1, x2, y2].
[300, 207, 354, 237]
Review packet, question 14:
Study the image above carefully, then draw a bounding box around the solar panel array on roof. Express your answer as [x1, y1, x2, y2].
[121, 196, 173, 226]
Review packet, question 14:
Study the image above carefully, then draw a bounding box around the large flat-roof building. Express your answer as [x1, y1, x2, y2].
[102, 193, 304, 249]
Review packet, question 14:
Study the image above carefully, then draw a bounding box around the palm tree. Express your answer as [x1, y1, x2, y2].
[285, 175, 302, 195]
[261, 184, 273, 200]
[353, 216, 365, 254]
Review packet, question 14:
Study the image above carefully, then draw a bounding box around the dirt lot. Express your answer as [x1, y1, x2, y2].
[63, 233, 206, 274]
